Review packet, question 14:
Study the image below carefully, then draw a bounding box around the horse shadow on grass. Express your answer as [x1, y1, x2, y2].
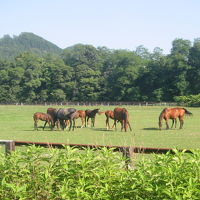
[143, 127, 160, 131]
[92, 128, 114, 132]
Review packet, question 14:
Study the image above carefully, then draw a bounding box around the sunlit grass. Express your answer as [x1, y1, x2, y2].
[0, 105, 199, 149]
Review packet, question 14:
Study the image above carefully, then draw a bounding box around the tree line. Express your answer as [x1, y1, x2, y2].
[0, 38, 200, 103]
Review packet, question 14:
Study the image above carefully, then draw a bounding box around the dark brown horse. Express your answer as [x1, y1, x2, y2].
[113, 107, 132, 132]
[159, 107, 192, 130]
[85, 108, 100, 127]
[33, 112, 53, 131]
[56, 108, 77, 131]
[43, 107, 58, 129]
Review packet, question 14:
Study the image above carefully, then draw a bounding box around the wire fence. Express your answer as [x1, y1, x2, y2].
[0, 101, 179, 107]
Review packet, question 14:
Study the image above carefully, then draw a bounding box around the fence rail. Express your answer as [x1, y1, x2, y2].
[0, 140, 192, 157]
[0, 101, 178, 107]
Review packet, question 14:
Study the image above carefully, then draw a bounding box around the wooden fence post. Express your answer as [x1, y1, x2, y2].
[0, 140, 15, 155]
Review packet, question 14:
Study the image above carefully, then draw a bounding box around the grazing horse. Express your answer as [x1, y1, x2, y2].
[43, 107, 58, 129]
[85, 108, 100, 127]
[33, 112, 53, 131]
[56, 108, 77, 131]
[159, 107, 192, 130]
[113, 107, 132, 132]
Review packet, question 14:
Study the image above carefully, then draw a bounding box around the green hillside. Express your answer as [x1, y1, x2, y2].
[0, 32, 62, 59]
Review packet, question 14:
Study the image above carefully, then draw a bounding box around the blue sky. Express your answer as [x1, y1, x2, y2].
[0, 0, 200, 54]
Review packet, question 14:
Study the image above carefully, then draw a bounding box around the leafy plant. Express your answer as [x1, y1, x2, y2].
[0, 146, 200, 199]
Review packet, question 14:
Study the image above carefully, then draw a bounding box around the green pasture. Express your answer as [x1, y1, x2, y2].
[0, 105, 199, 149]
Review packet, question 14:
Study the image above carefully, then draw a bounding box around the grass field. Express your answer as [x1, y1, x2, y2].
[0, 105, 199, 149]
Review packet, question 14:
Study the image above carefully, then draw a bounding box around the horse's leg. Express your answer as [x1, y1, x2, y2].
[49, 119, 53, 130]
[128, 121, 132, 131]
[85, 116, 87, 127]
[46, 120, 51, 130]
[165, 119, 169, 129]
[43, 121, 47, 130]
[87, 117, 90, 127]
[171, 119, 174, 129]
[80, 117, 84, 128]
[113, 119, 117, 131]
[34, 119, 38, 130]
[60, 120, 65, 130]
[175, 118, 177, 128]
[56, 120, 60, 130]
[68, 119, 72, 131]
[179, 117, 184, 129]
[106, 117, 109, 130]
[92, 117, 95, 127]
[72, 119, 75, 131]
[121, 121, 124, 131]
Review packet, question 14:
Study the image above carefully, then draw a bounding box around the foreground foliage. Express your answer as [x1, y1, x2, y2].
[0, 146, 200, 200]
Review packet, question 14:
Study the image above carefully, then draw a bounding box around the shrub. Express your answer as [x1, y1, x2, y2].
[174, 94, 200, 107]
[0, 146, 200, 199]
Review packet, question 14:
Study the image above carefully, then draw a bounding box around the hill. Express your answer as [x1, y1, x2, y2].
[0, 32, 62, 60]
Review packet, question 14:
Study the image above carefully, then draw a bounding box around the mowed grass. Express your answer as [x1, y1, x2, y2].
[0, 105, 199, 149]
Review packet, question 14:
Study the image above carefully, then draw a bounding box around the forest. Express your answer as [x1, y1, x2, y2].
[0, 32, 200, 104]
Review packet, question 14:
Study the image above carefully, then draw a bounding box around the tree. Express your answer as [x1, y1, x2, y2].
[188, 38, 200, 94]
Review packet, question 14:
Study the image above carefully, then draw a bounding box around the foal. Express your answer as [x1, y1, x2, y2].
[33, 112, 53, 130]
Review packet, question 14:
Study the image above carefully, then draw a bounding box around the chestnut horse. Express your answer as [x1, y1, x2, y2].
[105, 110, 115, 130]
[113, 107, 132, 132]
[85, 108, 100, 127]
[65, 110, 86, 128]
[33, 112, 53, 130]
[159, 107, 192, 130]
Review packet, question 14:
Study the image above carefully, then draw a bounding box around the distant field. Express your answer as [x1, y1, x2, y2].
[0, 105, 199, 149]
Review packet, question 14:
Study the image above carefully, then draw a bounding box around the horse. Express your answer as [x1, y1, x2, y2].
[75, 110, 86, 128]
[56, 108, 77, 131]
[33, 112, 53, 131]
[158, 107, 192, 130]
[43, 107, 58, 129]
[64, 110, 86, 128]
[85, 108, 100, 127]
[113, 107, 132, 132]
[105, 110, 115, 130]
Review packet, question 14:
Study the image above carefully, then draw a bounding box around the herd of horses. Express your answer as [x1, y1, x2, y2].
[33, 107, 193, 132]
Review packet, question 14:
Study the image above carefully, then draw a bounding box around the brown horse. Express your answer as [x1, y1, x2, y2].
[65, 110, 86, 128]
[105, 110, 115, 130]
[113, 107, 132, 132]
[159, 107, 192, 130]
[33, 112, 53, 130]
[85, 108, 100, 127]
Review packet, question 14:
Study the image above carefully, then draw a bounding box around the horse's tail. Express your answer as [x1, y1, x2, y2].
[123, 108, 131, 131]
[183, 108, 193, 116]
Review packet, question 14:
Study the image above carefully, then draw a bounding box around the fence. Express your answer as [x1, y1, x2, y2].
[0, 140, 192, 157]
[1, 101, 178, 107]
